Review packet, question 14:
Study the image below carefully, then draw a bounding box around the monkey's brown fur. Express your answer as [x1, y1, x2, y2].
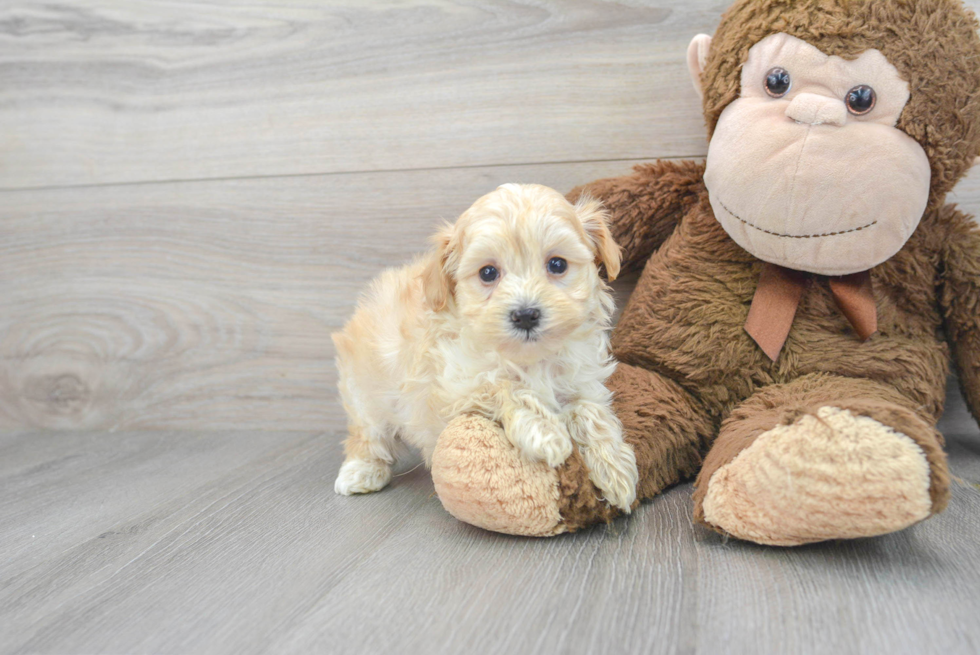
[431, 0, 980, 542]
[558, 164, 975, 530]
[551, 0, 980, 534]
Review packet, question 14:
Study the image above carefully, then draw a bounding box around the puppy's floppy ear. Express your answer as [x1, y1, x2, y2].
[576, 196, 621, 281]
[421, 223, 457, 311]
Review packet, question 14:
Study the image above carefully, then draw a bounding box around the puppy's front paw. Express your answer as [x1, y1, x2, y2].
[581, 438, 638, 512]
[334, 459, 392, 495]
[505, 412, 573, 468]
[567, 403, 639, 512]
[528, 426, 574, 468]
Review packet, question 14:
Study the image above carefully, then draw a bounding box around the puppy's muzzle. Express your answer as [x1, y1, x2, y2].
[510, 307, 541, 334]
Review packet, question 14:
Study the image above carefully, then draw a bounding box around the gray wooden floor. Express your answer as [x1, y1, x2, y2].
[3, 1, 980, 653]
[2, 382, 979, 654]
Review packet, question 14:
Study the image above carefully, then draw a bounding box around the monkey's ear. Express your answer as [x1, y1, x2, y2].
[576, 196, 621, 282]
[421, 223, 456, 311]
[687, 34, 712, 100]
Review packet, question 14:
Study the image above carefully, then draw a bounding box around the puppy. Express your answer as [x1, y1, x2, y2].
[332, 183, 638, 511]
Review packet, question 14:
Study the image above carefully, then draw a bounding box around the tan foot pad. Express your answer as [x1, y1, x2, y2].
[702, 407, 932, 546]
[431, 415, 565, 537]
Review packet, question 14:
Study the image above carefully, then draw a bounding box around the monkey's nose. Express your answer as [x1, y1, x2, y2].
[510, 307, 541, 331]
[785, 92, 847, 127]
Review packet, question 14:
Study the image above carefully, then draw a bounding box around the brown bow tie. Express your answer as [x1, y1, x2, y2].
[744, 263, 878, 361]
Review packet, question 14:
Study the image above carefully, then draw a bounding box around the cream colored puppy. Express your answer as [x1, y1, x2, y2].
[332, 183, 638, 511]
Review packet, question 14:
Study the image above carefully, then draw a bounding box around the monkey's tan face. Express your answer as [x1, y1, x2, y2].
[703, 33, 931, 275]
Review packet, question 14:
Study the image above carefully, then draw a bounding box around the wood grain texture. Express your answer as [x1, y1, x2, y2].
[0, 0, 718, 189]
[2, 0, 980, 431]
[2, 1, 980, 652]
[0, 158, 648, 431]
[1, 414, 978, 654]
[3, 161, 980, 431]
[4, 0, 978, 190]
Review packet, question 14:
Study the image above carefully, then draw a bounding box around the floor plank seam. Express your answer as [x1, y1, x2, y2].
[0, 155, 709, 194]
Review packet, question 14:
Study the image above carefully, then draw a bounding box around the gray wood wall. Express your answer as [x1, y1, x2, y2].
[3, 1, 980, 432]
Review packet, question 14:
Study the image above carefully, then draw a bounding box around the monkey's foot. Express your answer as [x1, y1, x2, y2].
[701, 406, 934, 546]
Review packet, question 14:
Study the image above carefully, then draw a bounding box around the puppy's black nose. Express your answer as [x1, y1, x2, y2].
[510, 307, 541, 331]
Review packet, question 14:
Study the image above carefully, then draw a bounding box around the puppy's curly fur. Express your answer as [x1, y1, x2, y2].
[333, 184, 639, 511]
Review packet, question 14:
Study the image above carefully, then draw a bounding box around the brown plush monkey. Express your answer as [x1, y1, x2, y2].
[430, 0, 980, 545]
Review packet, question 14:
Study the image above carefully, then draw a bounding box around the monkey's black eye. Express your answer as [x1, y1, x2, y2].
[764, 67, 792, 97]
[479, 265, 498, 283]
[845, 85, 876, 115]
[547, 257, 567, 275]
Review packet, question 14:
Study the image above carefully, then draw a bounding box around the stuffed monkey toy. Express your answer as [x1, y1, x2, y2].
[430, 0, 980, 545]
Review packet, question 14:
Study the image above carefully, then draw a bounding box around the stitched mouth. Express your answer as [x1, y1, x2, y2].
[718, 199, 877, 239]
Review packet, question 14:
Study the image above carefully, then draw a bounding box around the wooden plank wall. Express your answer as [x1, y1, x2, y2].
[2, 1, 979, 431]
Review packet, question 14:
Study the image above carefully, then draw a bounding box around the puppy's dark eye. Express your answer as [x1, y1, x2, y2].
[845, 85, 876, 115]
[479, 265, 498, 283]
[547, 257, 567, 275]
[765, 67, 791, 97]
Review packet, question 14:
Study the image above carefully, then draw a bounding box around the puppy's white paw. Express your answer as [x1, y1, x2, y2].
[334, 459, 392, 495]
[567, 403, 639, 512]
[580, 438, 638, 512]
[505, 413, 573, 468]
[526, 425, 574, 468]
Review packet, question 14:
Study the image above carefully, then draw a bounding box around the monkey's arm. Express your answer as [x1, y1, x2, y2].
[567, 160, 706, 274]
[939, 207, 980, 427]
